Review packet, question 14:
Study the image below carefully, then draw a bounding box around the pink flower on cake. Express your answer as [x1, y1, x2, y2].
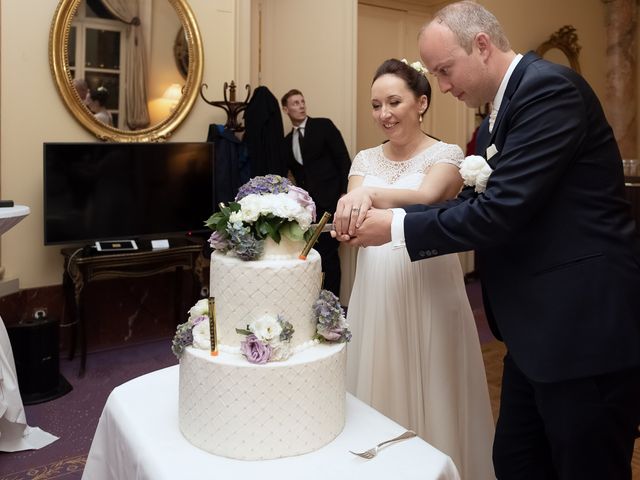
[318, 324, 349, 342]
[287, 185, 317, 222]
[240, 334, 272, 364]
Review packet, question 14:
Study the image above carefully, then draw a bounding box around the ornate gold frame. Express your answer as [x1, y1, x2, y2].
[535, 25, 581, 74]
[49, 0, 204, 142]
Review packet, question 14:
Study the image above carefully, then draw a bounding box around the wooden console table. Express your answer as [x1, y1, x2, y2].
[62, 238, 208, 376]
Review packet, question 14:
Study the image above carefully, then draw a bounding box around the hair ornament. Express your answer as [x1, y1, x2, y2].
[400, 58, 429, 77]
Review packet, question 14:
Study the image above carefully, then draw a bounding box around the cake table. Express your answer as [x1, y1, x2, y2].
[82, 365, 461, 480]
[0, 205, 59, 451]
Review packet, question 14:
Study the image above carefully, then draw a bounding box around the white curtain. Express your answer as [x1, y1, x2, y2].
[100, 0, 150, 130]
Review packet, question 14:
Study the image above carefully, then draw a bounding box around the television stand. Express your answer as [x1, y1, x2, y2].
[61, 237, 208, 377]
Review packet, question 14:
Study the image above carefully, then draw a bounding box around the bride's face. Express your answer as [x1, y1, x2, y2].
[371, 74, 425, 141]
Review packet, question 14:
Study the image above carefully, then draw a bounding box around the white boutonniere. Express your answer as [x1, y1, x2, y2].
[459, 155, 493, 193]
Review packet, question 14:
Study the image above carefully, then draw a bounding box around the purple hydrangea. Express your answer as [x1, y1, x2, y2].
[235, 175, 292, 200]
[313, 289, 351, 344]
[208, 230, 230, 251]
[240, 334, 272, 364]
[171, 321, 194, 358]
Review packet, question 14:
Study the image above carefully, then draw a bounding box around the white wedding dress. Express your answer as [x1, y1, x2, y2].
[347, 142, 495, 480]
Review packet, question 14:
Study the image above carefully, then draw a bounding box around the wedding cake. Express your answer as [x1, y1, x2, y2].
[173, 176, 350, 461]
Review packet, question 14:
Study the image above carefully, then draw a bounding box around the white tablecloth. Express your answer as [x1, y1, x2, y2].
[82, 365, 460, 480]
[0, 205, 58, 452]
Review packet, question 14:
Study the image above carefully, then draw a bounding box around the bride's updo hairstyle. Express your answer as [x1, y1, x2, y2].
[372, 58, 432, 112]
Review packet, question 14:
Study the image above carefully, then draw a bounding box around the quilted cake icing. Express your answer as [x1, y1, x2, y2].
[177, 175, 348, 460]
[209, 247, 322, 349]
[179, 343, 346, 460]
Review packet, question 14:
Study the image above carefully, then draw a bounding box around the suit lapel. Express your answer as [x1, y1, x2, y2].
[487, 51, 541, 147]
[475, 116, 491, 157]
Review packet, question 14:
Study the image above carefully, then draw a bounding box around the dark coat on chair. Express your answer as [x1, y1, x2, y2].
[244, 86, 288, 177]
[403, 52, 640, 383]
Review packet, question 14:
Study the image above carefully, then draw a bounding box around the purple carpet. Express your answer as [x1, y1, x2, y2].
[0, 280, 492, 479]
[0, 338, 178, 479]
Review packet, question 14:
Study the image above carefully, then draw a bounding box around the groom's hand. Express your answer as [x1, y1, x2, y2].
[331, 208, 392, 247]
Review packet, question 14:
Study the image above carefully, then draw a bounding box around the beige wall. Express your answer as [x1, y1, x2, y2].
[358, 0, 608, 154]
[484, 0, 606, 103]
[0, 0, 248, 289]
[253, 0, 357, 155]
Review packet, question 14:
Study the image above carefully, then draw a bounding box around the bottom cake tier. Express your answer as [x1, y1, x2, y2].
[178, 342, 346, 460]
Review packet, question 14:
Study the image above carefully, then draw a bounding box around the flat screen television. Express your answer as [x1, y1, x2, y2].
[43, 142, 214, 246]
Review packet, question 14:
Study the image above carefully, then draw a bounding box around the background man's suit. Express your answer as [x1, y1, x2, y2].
[404, 52, 640, 477]
[285, 116, 351, 297]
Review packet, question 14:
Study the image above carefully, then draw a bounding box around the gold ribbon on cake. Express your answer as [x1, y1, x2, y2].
[299, 212, 331, 260]
[208, 297, 218, 356]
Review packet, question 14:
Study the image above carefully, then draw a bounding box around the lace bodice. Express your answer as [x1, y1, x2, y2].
[349, 141, 463, 186]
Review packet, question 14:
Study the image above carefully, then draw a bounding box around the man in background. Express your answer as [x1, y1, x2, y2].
[282, 89, 351, 298]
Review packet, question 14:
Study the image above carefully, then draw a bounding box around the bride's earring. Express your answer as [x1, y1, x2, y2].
[419, 111, 424, 123]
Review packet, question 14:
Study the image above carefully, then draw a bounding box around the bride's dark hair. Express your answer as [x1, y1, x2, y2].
[372, 58, 432, 112]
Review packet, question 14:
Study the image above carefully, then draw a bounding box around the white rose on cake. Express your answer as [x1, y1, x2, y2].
[459, 155, 493, 193]
[249, 314, 282, 341]
[228, 211, 244, 224]
[191, 317, 211, 350]
[237, 193, 312, 230]
[188, 298, 209, 320]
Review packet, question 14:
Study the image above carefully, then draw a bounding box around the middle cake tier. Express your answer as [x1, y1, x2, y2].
[209, 249, 322, 348]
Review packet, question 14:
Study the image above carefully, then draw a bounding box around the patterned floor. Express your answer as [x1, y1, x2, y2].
[481, 340, 640, 478]
[0, 455, 86, 480]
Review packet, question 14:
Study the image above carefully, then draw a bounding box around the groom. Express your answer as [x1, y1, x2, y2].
[334, 2, 640, 478]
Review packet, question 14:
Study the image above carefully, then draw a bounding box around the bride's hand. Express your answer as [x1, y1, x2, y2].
[333, 187, 373, 236]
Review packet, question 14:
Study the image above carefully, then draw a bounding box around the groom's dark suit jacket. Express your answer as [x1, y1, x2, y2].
[404, 52, 640, 382]
[285, 117, 351, 215]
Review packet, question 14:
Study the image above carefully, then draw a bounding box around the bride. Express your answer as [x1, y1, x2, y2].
[335, 58, 495, 479]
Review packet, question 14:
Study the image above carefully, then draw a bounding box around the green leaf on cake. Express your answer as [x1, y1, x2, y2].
[280, 222, 305, 241]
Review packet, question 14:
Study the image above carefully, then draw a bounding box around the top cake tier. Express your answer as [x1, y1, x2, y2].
[209, 247, 322, 348]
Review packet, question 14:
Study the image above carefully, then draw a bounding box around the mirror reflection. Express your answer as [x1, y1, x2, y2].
[68, 0, 186, 130]
[50, 0, 202, 141]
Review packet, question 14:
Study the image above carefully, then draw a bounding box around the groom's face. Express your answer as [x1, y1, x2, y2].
[419, 23, 490, 108]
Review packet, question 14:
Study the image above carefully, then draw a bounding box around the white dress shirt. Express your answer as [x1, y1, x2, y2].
[292, 117, 308, 165]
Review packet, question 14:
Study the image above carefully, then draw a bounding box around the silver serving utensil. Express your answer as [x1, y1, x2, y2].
[349, 430, 417, 459]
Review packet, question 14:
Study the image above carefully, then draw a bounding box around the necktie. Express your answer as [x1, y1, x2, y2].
[293, 127, 303, 164]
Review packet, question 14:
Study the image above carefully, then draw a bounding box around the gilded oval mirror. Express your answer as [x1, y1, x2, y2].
[49, 0, 203, 142]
